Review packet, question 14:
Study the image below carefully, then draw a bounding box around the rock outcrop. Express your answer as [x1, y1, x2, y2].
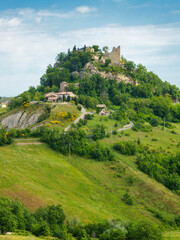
[79, 63, 134, 84]
[1, 110, 43, 130]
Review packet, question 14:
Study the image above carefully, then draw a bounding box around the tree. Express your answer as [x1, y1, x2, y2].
[150, 117, 159, 127]
[56, 52, 67, 64]
[34, 204, 65, 229]
[102, 46, 109, 52]
[0, 209, 17, 234]
[124, 60, 136, 73]
[127, 221, 162, 240]
[29, 86, 36, 96]
[92, 124, 106, 140]
[92, 45, 100, 52]
[105, 59, 111, 67]
[100, 228, 126, 240]
[73, 45, 77, 52]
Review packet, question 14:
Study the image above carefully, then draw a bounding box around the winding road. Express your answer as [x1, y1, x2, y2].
[65, 105, 134, 133]
[64, 105, 93, 132]
[15, 106, 134, 145]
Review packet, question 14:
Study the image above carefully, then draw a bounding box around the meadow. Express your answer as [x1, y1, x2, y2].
[163, 231, 180, 240]
[0, 107, 10, 116]
[0, 139, 179, 224]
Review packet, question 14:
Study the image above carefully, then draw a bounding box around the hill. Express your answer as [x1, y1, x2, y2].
[0, 45, 180, 239]
[0, 132, 179, 224]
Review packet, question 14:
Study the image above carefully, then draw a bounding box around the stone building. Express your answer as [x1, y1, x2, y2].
[96, 104, 110, 116]
[60, 81, 69, 92]
[0, 102, 8, 108]
[105, 46, 121, 65]
[44, 81, 77, 102]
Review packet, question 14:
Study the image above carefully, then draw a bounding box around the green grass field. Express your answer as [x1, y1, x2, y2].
[0, 107, 10, 116]
[51, 103, 80, 115]
[0, 235, 46, 240]
[163, 231, 180, 240]
[81, 113, 128, 134]
[100, 122, 180, 154]
[0, 140, 179, 224]
[0, 106, 180, 228]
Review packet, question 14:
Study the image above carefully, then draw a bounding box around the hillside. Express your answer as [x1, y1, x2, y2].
[0, 45, 180, 239]
[0, 128, 179, 223]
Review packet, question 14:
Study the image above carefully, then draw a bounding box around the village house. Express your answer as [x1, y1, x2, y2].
[0, 102, 8, 108]
[96, 104, 110, 116]
[45, 82, 77, 102]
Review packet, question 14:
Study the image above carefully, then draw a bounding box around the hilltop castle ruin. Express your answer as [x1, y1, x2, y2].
[105, 46, 121, 65]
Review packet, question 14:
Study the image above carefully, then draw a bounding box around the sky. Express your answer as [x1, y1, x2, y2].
[0, 0, 180, 96]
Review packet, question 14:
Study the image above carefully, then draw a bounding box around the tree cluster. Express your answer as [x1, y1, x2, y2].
[137, 152, 180, 192]
[0, 197, 68, 238]
[41, 128, 115, 162]
[0, 196, 165, 239]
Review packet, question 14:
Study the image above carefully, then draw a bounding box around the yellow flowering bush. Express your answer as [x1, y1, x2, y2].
[49, 112, 78, 126]
[21, 102, 29, 109]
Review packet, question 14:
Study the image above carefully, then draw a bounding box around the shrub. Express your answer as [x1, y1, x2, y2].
[112, 130, 118, 135]
[0, 129, 13, 146]
[152, 138, 158, 141]
[114, 141, 136, 156]
[99, 228, 126, 240]
[150, 118, 159, 127]
[92, 124, 106, 140]
[132, 126, 138, 132]
[77, 105, 82, 111]
[122, 193, 133, 205]
[85, 114, 94, 120]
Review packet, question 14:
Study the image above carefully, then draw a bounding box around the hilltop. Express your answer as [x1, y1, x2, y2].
[0, 45, 180, 239]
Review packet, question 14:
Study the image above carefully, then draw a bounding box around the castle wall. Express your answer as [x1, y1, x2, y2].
[105, 46, 121, 65]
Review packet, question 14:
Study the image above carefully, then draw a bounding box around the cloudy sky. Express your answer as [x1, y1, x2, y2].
[0, 0, 180, 96]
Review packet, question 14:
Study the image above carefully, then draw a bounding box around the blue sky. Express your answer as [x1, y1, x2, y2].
[0, 0, 180, 96]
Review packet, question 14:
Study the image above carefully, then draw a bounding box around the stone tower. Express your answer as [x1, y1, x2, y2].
[105, 46, 121, 65]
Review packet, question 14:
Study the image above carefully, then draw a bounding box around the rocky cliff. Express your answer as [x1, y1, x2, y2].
[78, 63, 135, 84]
[0, 109, 43, 130]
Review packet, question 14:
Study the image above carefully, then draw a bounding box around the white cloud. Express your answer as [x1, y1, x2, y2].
[75, 6, 97, 14]
[0, 17, 21, 27]
[1, 6, 97, 22]
[0, 8, 180, 96]
[37, 10, 73, 18]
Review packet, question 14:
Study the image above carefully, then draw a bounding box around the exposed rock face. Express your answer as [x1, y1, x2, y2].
[1, 110, 43, 130]
[79, 63, 134, 84]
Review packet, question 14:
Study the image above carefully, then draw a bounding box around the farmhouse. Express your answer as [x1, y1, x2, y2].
[96, 104, 110, 116]
[45, 82, 77, 102]
[0, 102, 8, 108]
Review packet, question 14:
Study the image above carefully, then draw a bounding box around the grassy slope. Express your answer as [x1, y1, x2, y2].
[51, 103, 80, 115]
[0, 235, 45, 240]
[0, 138, 179, 224]
[44, 103, 81, 130]
[1, 232, 180, 240]
[81, 114, 121, 134]
[0, 107, 10, 116]
[0, 106, 179, 225]
[163, 231, 180, 240]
